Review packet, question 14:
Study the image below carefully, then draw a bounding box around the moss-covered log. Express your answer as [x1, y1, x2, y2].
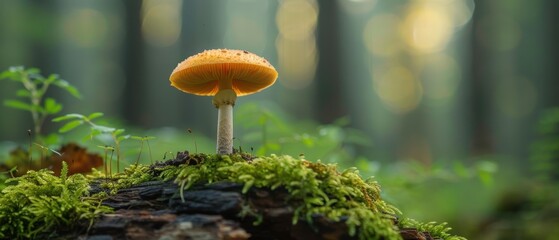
[0, 152, 465, 239]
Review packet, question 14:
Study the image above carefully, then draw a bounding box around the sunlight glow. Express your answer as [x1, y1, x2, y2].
[373, 65, 423, 113]
[445, 0, 475, 28]
[276, 0, 318, 41]
[141, 0, 182, 47]
[402, 3, 453, 53]
[276, 37, 318, 90]
[276, 0, 318, 90]
[362, 1, 474, 113]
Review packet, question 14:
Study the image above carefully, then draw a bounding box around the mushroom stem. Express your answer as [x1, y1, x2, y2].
[217, 104, 233, 154]
[213, 89, 237, 155]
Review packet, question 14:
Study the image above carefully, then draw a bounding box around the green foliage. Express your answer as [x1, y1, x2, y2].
[0, 162, 111, 238]
[53, 112, 108, 135]
[0, 66, 81, 136]
[237, 103, 371, 168]
[114, 164, 153, 189]
[399, 218, 466, 240]
[531, 108, 559, 181]
[90, 164, 154, 194]
[512, 108, 559, 239]
[53, 112, 130, 173]
[401, 218, 466, 240]
[0, 167, 15, 192]
[130, 135, 156, 165]
[161, 153, 467, 240]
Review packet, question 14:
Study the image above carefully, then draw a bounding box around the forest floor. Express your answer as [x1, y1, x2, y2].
[44, 155, 443, 240]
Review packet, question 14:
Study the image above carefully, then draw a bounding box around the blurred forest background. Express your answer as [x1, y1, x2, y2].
[1, 0, 558, 239]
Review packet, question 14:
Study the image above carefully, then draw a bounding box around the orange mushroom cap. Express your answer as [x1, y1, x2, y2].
[170, 49, 278, 97]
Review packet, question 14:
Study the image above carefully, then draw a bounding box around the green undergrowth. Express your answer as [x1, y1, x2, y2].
[0, 162, 111, 239]
[0, 154, 466, 239]
[89, 164, 154, 194]
[399, 218, 464, 240]
[160, 154, 467, 240]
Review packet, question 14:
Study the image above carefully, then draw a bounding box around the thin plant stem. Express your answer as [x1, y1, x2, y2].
[188, 129, 198, 154]
[111, 134, 121, 173]
[135, 141, 144, 166]
[109, 149, 114, 178]
[27, 129, 32, 170]
[103, 146, 108, 178]
[146, 139, 153, 164]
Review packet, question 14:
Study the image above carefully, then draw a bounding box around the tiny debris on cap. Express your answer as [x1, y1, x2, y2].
[169, 49, 278, 96]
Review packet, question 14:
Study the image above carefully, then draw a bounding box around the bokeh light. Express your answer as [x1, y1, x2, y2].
[401, 2, 453, 54]
[445, 0, 475, 29]
[276, 0, 318, 41]
[0, 2, 557, 238]
[373, 65, 423, 113]
[276, 0, 318, 90]
[276, 37, 318, 90]
[141, 0, 182, 47]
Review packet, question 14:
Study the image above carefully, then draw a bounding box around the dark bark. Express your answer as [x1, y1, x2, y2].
[40, 180, 438, 240]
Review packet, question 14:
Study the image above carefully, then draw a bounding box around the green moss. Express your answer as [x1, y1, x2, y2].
[89, 164, 154, 194]
[162, 154, 464, 240]
[399, 218, 467, 240]
[0, 162, 111, 239]
[0, 154, 466, 239]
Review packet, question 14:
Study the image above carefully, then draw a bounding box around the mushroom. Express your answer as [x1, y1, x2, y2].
[170, 49, 278, 155]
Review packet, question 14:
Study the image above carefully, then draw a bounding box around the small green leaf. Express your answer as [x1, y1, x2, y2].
[59, 120, 83, 133]
[15, 89, 31, 97]
[87, 112, 104, 120]
[242, 180, 254, 194]
[265, 143, 281, 150]
[0, 70, 11, 80]
[113, 129, 125, 136]
[97, 145, 115, 150]
[52, 113, 85, 122]
[25, 67, 40, 75]
[44, 98, 63, 114]
[41, 133, 60, 145]
[45, 74, 59, 84]
[4, 99, 33, 111]
[64, 85, 81, 99]
[130, 136, 144, 140]
[92, 125, 115, 133]
[54, 79, 81, 98]
[29, 75, 44, 84]
[117, 134, 130, 142]
[85, 128, 103, 141]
